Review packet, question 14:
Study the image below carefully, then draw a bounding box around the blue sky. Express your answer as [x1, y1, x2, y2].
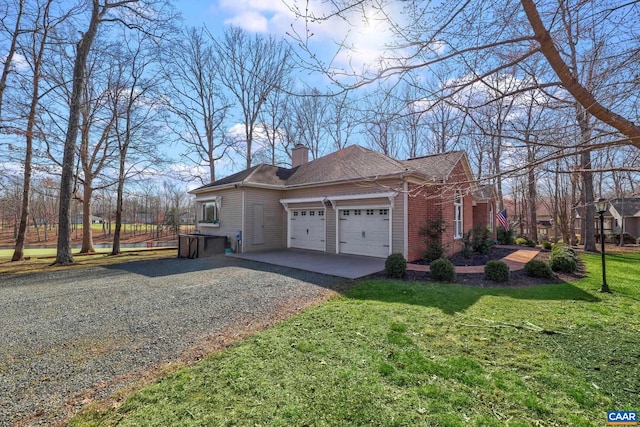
[175, 0, 403, 79]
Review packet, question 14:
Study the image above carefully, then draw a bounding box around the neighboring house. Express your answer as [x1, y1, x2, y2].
[75, 214, 104, 224]
[574, 198, 640, 240]
[607, 198, 640, 238]
[189, 144, 496, 261]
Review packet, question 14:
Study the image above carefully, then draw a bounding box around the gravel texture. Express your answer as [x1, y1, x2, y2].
[0, 255, 349, 426]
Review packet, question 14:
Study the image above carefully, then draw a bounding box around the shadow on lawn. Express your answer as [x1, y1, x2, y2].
[103, 254, 353, 292]
[346, 280, 601, 314]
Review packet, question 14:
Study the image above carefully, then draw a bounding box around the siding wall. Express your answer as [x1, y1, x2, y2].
[195, 188, 243, 250]
[243, 187, 286, 252]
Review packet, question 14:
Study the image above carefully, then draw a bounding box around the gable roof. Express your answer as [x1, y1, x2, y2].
[472, 184, 496, 201]
[285, 145, 409, 186]
[609, 198, 640, 217]
[190, 145, 469, 193]
[403, 151, 467, 180]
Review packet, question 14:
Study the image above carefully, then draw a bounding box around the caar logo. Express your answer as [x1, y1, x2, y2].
[607, 411, 638, 425]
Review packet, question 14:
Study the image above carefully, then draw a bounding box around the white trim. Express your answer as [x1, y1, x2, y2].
[454, 189, 463, 239]
[194, 195, 222, 202]
[338, 204, 389, 210]
[388, 205, 393, 257]
[199, 223, 220, 228]
[323, 206, 327, 252]
[280, 196, 326, 205]
[403, 181, 408, 258]
[327, 192, 397, 202]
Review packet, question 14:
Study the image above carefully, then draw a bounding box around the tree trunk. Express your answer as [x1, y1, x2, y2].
[527, 155, 538, 242]
[111, 158, 126, 255]
[80, 182, 94, 253]
[54, 1, 102, 265]
[581, 150, 596, 251]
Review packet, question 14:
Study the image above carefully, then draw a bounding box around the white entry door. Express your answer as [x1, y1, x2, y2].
[289, 209, 325, 251]
[339, 208, 390, 257]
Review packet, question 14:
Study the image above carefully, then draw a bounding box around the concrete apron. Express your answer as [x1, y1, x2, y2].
[228, 249, 386, 279]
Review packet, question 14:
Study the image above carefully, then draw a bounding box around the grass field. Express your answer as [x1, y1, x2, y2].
[68, 252, 639, 426]
[0, 248, 176, 275]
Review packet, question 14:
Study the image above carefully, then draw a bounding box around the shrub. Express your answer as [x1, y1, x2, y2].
[524, 260, 553, 279]
[526, 239, 537, 248]
[637, 237, 640, 245]
[484, 260, 510, 282]
[542, 241, 553, 250]
[420, 218, 446, 262]
[497, 226, 514, 245]
[430, 258, 456, 282]
[385, 253, 407, 278]
[461, 230, 473, 258]
[515, 237, 528, 246]
[472, 226, 493, 255]
[614, 232, 636, 245]
[549, 242, 578, 273]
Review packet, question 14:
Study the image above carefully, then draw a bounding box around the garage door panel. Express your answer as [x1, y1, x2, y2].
[339, 209, 389, 258]
[290, 209, 325, 251]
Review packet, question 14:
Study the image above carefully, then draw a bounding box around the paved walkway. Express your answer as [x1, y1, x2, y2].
[407, 246, 541, 274]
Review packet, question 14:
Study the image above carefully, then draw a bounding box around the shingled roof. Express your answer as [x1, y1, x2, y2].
[403, 151, 466, 180]
[285, 145, 408, 186]
[472, 185, 496, 201]
[191, 145, 466, 192]
[610, 198, 640, 217]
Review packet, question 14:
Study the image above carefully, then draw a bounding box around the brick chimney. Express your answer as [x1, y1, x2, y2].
[292, 143, 309, 168]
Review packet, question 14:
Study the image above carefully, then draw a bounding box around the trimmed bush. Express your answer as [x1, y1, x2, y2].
[526, 239, 536, 248]
[430, 258, 456, 282]
[614, 232, 637, 245]
[484, 260, 510, 282]
[515, 237, 528, 246]
[472, 227, 494, 255]
[524, 260, 553, 279]
[549, 242, 578, 273]
[497, 227, 515, 245]
[420, 218, 446, 262]
[385, 253, 407, 278]
[542, 241, 553, 250]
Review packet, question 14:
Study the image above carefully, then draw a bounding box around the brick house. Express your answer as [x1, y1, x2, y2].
[190, 144, 496, 261]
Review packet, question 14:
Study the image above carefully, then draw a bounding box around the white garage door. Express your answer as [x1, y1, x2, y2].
[289, 209, 325, 251]
[339, 208, 390, 257]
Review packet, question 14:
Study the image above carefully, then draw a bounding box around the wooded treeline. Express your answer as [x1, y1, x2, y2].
[1, 0, 639, 263]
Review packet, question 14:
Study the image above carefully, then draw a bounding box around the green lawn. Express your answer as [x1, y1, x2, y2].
[71, 253, 639, 426]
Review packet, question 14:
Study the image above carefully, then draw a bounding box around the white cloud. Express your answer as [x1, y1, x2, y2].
[224, 10, 269, 32]
[214, 0, 403, 76]
[1, 53, 28, 71]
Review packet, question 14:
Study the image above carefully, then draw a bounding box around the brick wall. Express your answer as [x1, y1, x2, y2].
[473, 201, 497, 240]
[406, 161, 475, 261]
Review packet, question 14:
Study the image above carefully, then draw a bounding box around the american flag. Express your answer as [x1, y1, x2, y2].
[496, 209, 509, 231]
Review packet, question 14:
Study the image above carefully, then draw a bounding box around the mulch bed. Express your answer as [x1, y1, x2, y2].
[402, 250, 586, 287]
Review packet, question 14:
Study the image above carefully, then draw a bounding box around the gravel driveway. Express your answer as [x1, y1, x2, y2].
[0, 255, 348, 426]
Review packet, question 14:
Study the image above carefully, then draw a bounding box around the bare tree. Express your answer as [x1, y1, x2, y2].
[108, 26, 166, 255]
[54, 0, 168, 265]
[212, 26, 292, 168]
[0, 0, 25, 123]
[164, 26, 231, 183]
[325, 91, 358, 151]
[12, 0, 67, 261]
